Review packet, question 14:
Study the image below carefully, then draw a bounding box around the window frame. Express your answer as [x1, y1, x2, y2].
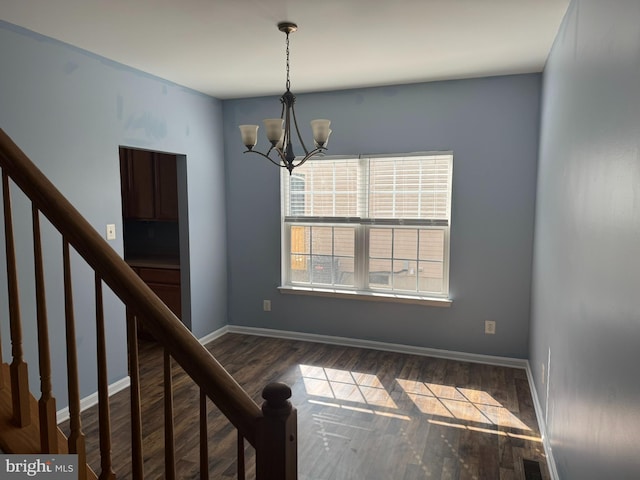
[280, 152, 453, 306]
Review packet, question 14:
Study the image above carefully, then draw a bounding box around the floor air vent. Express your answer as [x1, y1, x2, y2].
[523, 459, 543, 480]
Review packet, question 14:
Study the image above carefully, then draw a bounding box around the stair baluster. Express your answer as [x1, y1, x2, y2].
[237, 431, 246, 480]
[2, 170, 30, 428]
[127, 314, 144, 479]
[32, 205, 58, 453]
[199, 389, 209, 480]
[95, 274, 116, 480]
[164, 350, 176, 480]
[63, 239, 88, 480]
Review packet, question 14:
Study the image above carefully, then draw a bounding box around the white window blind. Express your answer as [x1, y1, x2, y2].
[284, 158, 361, 219]
[367, 154, 452, 223]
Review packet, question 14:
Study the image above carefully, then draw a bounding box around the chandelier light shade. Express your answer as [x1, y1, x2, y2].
[239, 22, 331, 174]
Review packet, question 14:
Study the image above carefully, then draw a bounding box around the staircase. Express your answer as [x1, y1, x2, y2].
[0, 128, 297, 479]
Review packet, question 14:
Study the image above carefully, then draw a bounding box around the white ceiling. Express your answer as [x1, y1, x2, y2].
[1, 0, 570, 99]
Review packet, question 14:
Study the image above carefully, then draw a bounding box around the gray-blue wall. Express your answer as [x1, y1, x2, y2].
[0, 22, 227, 407]
[530, 1, 640, 478]
[224, 74, 541, 358]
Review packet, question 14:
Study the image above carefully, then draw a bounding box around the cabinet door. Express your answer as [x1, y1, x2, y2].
[121, 149, 155, 220]
[154, 153, 179, 221]
[132, 267, 182, 340]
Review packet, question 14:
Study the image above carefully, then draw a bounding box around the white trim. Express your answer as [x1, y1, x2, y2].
[525, 362, 559, 480]
[227, 325, 527, 369]
[198, 325, 229, 346]
[56, 376, 130, 425]
[278, 285, 452, 308]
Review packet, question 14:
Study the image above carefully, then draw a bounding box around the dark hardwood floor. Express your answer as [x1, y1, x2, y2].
[60, 333, 550, 480]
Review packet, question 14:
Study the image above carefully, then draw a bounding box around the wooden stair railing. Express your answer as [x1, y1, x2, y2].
[0, 128, 297, 479]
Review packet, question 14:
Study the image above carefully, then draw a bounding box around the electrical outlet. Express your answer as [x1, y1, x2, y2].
[263, 300, 271, 312]
[485, 320, 496, 335]
[106, 224, 116, 240]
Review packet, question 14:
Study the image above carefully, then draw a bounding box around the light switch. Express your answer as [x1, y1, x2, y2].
[106, 224, 116, 240]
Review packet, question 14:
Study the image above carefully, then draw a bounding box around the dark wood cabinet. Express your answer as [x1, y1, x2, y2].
[154, 153, 179, 221]
[138, 267, 181, 319]
[119, 148, 178, 221]
[130, 266, 181, 339]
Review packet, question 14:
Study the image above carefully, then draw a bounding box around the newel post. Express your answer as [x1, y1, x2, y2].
[255, 382, 298, 480]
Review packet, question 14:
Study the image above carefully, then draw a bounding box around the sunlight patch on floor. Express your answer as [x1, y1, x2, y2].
[299, 365, 532, 432]
[397, 379, 531, 430]
[299, 364, 397, 409]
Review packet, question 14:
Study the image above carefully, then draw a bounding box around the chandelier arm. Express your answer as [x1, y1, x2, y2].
[290, 102, 310, 156]
[266, 144, 276, 157]
[243, 149, 289, 169]
[292, 146, 326, 170]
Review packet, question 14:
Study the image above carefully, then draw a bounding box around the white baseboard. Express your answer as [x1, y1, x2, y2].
[226, 325, 529, 369]
[198, 325, 229, 346]
[56, 376, 131, 425]
[525, 362, 559, 480]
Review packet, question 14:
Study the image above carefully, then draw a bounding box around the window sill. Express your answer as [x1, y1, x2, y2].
[278, 285, 452, 307]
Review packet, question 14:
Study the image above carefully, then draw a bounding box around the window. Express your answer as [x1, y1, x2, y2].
[281, 153, 452, 301]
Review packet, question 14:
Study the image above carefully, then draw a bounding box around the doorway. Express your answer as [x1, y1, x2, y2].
[118, 147, 191, 332]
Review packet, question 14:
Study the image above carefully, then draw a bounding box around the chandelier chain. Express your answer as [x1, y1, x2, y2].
[285, 32, 291, 91]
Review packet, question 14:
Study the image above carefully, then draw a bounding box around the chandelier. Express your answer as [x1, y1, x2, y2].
[239, 22, 331, 174]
